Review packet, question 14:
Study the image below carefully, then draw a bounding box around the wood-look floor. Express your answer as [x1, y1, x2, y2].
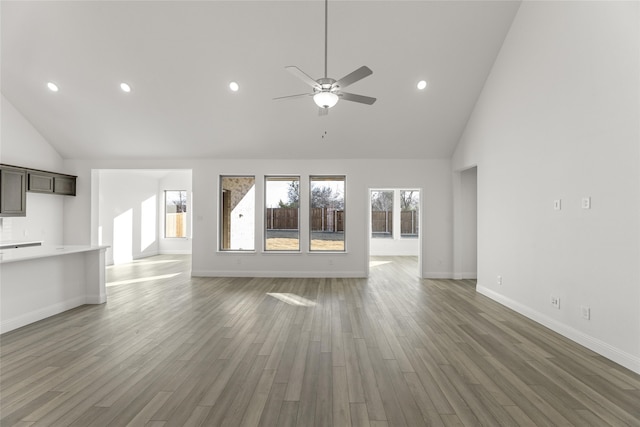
[1, 255, 639, 426]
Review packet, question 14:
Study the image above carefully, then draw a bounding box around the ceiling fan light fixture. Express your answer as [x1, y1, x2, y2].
[313, 91, 339, 109]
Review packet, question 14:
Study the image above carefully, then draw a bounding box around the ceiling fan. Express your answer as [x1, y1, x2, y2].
[274, 0, 376, 115]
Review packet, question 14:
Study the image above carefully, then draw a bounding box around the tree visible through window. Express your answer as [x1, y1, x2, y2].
[165, 190, 187, 238]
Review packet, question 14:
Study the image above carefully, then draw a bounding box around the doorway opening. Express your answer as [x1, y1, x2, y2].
[93, 169, 193, 266]
[455, 166, 477, 280]
[367, 188, 422, 278]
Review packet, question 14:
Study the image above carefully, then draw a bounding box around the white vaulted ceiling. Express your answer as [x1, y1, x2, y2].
[1, 1, 520, 160]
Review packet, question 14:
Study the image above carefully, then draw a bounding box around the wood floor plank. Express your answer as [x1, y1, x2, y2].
[349, 402, 370, 427]
[0, 255, 638, 427]
[332, 366, 351, 427]
[342, 332, 365, 404]
[283, 330, 311, 402]
[353, 338, 388, 422]
[295, 341, 321, 426]
[257, 381, 287, 427]
[276, 401, 299, 427]
[314, 352, 333, 427]
[124, 391, 172, 427]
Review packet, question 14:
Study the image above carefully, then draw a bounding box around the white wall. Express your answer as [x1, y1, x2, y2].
[159, 170, 192, 254]
[98, 170, 160, 264]
[63, 158, 453, 278]
[452, 2, 640, 373]
[0, 94, 65, 246]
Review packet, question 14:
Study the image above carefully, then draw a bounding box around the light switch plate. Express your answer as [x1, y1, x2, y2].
[554, 200, 561, 210]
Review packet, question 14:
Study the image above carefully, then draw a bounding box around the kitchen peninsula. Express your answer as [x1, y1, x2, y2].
[0, 244, 108, 333]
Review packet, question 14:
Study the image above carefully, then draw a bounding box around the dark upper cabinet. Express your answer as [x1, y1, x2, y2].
[25, 169, 76, 196]
[0, 167, 27, 217]
[28, 171, 54, 193]
[1, 164, 76, 217]
[54, 176, 76, 196]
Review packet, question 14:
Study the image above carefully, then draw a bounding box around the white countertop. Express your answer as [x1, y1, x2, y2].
[0, 245, 109, 264]
[0, 240, 44, 249]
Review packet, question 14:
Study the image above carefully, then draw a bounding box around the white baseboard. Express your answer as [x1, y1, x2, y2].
[159, 250, 192, 255]
[135, 251, 159, 259]
[86, 294, 107, 304]
[423, 272, 454, 279]
[453, 272, 477, 280]
[191, 270, 366, 278]
[0, 296, 86, 334]
[477, 285, 640, 375]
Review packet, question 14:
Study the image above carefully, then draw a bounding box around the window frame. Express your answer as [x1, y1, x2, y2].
[164, 189, 188, 239]
[219, 175, 256, 252]
[370, 189, 394, 239]
[309, 175, 346, 252]
[264, 175, 301, 252]
[399, 189, 420, 239]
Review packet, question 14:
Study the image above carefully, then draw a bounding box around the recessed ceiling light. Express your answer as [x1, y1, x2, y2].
[417, 80, 427, 90]
[47, 82, 59, 92]
[120, 82, 131, 93]
[229, 81, 239, 92]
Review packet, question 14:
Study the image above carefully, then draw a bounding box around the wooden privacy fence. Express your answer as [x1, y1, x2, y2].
[166, 213, 187, 237]
[265, 208, 344, 232]
[311, 208, 344, 232]
[265, 208, 298, 230]
[401, 210, 419, 235]
[371, 210, 419, 235]
[372, 211, 392, 233]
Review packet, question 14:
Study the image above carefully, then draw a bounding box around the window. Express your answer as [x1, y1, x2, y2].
[310, 176, 345, 251]
[400, 190, 419, 238]
[265, 176, 300, 251]
[164, 190, 187, 238]
[220, 176, 255, 251]
[371, 190, 394, 238]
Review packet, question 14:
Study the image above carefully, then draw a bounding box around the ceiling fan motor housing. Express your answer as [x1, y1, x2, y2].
[315, 77, 338, 93]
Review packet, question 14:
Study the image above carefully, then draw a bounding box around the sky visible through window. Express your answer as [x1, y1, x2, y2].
[265, 181, 291, 208]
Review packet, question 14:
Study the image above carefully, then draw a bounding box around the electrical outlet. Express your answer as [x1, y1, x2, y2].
[550, 295, 560, 309]
[497, 275, 502, 285]
[581, 306, 590, 320]
[582, 197, 591, 209]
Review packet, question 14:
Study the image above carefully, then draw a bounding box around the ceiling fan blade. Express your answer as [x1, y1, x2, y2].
[340, 92, 376, 105]
[273, 93, 313, 101]
[334, 66, 373, 89]
[319, 107, 329, 116]
[285, 66, 321, 89]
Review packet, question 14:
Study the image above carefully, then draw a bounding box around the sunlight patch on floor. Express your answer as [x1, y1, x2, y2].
[369, 260, 392, 268]
[107, 259, 182, 269]
[267, 293, 316, 307]
[131, 259, 182, 265]
[107, 273, 181, 287]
